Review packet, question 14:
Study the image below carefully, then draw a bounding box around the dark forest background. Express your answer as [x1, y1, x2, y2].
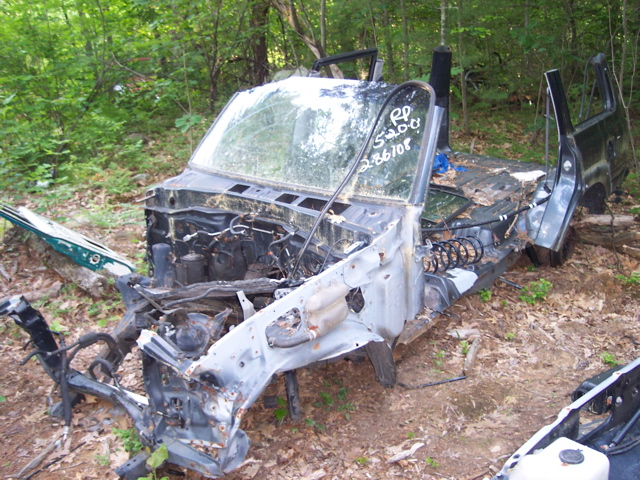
[1, 0, 638, 193]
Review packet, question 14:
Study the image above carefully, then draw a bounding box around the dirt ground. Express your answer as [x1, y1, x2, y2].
[0, 195, 639, 480]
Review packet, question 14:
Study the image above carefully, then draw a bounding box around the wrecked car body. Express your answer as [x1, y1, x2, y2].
[493, 358, 640, 480]
[0, 47, 631, 478]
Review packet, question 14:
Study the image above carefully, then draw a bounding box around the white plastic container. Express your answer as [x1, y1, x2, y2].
[508, 436, 609, 480]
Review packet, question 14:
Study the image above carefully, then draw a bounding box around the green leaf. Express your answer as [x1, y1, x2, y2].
[146, 443, 169, 470]
[337, 387, 348, 402]
[319, 391, 333, 406]
[274, 408, 287, 422]
[49, 320, 67, 333]
[175, 114, 203, 133]
[2, 93, 16, 105]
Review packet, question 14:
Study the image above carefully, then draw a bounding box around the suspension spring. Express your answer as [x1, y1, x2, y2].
[425, 236, 484, 273]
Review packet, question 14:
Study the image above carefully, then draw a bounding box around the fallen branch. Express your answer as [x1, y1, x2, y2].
[448, 328, 481, 340]
[577, 230, 640, 247]
[10, 259, 18, 276]
[26, 234, 109, 298]
[621, 244, 640, 260]
[574, 214, 635, 228]
[0, 263, 11, 282]
[573, 213, 639, 249]
[463, 468, 491, 480]
[10, 432, 62, 479]
[23, 444, 85, 480]
[463, 337, 482, 375]
[387, 442, 425, 463]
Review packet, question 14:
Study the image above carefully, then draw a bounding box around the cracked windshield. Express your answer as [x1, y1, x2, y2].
[190, 76, 431, 200]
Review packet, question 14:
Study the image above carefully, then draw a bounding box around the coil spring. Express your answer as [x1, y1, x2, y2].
[425, 236, 484, 273]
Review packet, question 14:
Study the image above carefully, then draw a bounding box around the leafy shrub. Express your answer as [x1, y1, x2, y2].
[113, 427, 143, 455]
[519, 279, 552, 304]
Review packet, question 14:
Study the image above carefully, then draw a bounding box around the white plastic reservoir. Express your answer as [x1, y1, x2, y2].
[508, 437, 609, 480]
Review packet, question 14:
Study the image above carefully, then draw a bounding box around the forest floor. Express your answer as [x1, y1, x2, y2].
[0, 128, 639, 480]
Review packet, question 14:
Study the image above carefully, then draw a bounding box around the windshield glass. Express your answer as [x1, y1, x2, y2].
[190, 76, 431, 200]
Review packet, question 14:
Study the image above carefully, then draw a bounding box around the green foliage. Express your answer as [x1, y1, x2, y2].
[426, 456, 440, 468]
[114, 427, 143, 455]
[175, 114, 203, 133]
[433, 350, 445, 368]
[505, 332, 516, 341]
[305, 418, 325, 432]
[519, 279, 552, 304]
[337, 387, 348, 402]
[337, 402, 355, 414]
[84, 203, 142, 230]
[355, 456, 369, 466]
[0, 0, 636, 200]
[274, 397, 287, 423]
[137, 444, 169, 480]
[147, 444, 169, 472]
[95, 453, 111, 466]
[87, 298, 123, 327]
[49, 320, 68, 335]
[601, 352, 620, 367]
[478, 288, 491, 302]
[319, 391, 334, 407]
[460, 340, 470, 355]
[133, 251, 148, 272]
[308, 383, 354, 425]
[623, 173, 640, 199]
[616, 272, 640, 286]
[509, 21, 554, 54]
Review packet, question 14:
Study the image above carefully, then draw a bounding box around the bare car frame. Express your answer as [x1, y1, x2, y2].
[0, 46, 631, 478]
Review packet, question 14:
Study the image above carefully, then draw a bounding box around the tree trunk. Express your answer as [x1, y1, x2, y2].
[400, 0, 409, 80]
[320, 0, 326, 53]
[523, 0, 530, 74]
[440, 0, 446, 46]
[250, 0, 270, 85]
[561, 0, 579, 79]
[381, 7, 396, 81]
[457, 0, 470, 136]
[620, 0, 628, 83]
[271, 0, 343, 78]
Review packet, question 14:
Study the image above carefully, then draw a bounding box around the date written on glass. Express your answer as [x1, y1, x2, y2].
[359, 106, 421, 173]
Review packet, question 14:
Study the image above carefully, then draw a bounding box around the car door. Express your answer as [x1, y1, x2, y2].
[534, 54, 631, 251]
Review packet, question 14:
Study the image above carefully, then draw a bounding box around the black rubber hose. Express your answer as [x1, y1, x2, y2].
[290, 80, 433, 279]
[422, 195, 551, 234]
[88, 358, 117, 381]
[609, 406, 640, 448]
[229, 214, 249, 235]
[65, 332, 123, 366]
[162, 286, 220, 309]
[606, 435, 640, 456]
[398, 375, 466, 389]
[268, 230, 295, 250]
